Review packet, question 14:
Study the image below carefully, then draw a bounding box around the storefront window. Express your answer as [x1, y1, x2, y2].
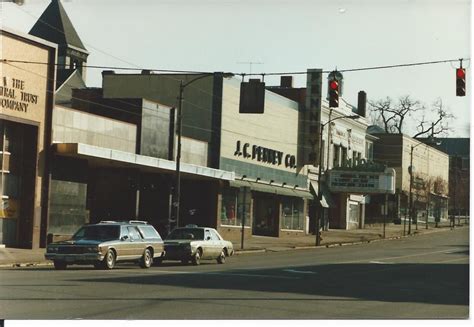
[221, 188, 250, 227]
[282, 198, 304, 230]
[0, 121, 22, 220]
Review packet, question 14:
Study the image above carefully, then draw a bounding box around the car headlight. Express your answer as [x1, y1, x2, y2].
[86, 246, 99, 253]
[47, 246, 58, 253]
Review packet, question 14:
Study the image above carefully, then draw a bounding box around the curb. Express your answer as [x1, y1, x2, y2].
[1, 226, 466, 266]
[0, 262, 52, 268]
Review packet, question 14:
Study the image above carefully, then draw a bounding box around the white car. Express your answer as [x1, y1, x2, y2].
[162, 225, 234, 265]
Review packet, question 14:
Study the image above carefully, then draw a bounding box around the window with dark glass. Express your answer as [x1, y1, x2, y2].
[282, 198, 304, 230]
[221, 188, 249, 227]
[333, 145, 340, 168]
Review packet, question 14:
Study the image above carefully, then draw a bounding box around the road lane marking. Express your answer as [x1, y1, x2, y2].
[205, 272, 300, 279]
[94, 269, 300, 280]
[437, 257, 469, 263]
[282, 269, 317, 274]
[343, 248, 467, 264]
[369, 261, 394, 264]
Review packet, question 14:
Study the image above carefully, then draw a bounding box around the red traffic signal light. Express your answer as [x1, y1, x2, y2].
[329, 80, 339, 107]
[456, 68, 466, 97]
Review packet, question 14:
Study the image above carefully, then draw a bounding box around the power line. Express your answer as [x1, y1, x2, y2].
[1, 57, 470, 77]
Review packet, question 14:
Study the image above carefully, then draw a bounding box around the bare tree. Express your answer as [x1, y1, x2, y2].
[412, 98, 454, 138]
[369, 96, 454, 137]
[369, 95, 423, 134]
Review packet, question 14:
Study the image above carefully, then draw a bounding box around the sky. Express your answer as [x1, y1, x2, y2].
[1, 0, 472, 137]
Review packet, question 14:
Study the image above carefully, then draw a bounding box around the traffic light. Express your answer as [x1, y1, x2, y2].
[456, 68, 466, 97]
[329, 80, 339, 107]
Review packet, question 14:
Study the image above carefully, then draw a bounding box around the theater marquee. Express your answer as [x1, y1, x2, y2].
[328, 168, 396, 194]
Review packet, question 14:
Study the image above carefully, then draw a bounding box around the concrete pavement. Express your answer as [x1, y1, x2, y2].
[0, 221, 465, 268]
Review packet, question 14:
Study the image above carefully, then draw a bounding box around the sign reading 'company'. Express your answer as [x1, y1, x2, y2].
[0, 77, 39, 113]
[234, 140, 296, 169]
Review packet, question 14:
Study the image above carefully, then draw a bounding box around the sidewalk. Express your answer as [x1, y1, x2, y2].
[0, 222, 465, 267]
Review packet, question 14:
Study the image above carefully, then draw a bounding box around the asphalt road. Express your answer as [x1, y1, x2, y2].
[0, 227, 469, 319]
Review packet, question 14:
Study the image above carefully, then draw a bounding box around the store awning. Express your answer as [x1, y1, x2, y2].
[229, 180, 313, 199]
[53, 143, 235, 181]
[310, 180, 336, 208]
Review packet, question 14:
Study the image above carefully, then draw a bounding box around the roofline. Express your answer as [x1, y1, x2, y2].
[55, 69, 85, 94]
[65, 43, 90, 55]
[1, 26, 58, 51]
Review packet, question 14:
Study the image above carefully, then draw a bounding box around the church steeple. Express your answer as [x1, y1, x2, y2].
[29, 0, 89, 80]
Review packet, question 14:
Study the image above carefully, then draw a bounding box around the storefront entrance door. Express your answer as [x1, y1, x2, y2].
[253, 193, 279, 237]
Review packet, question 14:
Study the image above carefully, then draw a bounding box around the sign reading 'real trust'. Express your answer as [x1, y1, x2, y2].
[0, 77, 40, 113]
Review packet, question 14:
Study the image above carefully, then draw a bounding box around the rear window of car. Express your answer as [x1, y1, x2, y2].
[166, 228, 204, 240]
[137, 226, 162, 240]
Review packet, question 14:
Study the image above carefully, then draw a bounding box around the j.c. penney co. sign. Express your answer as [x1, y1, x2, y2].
[233, 140, 296, 169]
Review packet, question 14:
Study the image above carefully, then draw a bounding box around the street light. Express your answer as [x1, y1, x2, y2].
[171, 72, 234, 233]
[315, 114, 359, 246]
[407, 143, 422, 235]
[408, 137, 440, 235]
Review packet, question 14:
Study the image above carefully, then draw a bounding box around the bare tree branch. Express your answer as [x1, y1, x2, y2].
[412, 98, 454, 138]
[369, 95, 454, 138]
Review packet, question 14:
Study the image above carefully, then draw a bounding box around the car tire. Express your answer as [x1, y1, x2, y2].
[53, 260, 67, 270]
[217, 250, 226, 264]
[140, 248, 153, 268]
[191, 249, 201, 266]
[101, 249, 116, 270]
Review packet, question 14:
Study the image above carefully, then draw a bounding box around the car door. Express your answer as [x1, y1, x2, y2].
[116, 225, 133, 259]
[209, 229, 223, 257]
[203, 229, 215, 258]
[127, 226, 144, 259]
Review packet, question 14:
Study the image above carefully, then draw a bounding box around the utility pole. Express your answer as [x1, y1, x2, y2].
[408, 145, 415, 235]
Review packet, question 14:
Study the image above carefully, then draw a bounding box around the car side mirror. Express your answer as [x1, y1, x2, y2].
[121, 235, 129, 241]
[206, 236, 211, 241]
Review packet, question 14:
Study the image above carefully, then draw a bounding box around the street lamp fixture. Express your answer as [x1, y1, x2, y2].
[315, 114, 359, 246]
[407, 136, 441, 235]
[171, 72, 234, 233]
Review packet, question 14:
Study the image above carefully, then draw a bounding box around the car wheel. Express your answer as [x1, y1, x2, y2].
[217, 249, 226, 264]
[191, 249, 201, 266]
[53, 260, 67, 270]
[140, 248, 153, 268]
[102, 249, 116, 270]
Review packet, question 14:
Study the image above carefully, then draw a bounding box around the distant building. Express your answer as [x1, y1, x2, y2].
[419, 138, 470, 217]
[367, 132, 450, 226]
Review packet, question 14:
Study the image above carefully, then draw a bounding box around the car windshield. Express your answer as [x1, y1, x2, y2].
[166, 228, 204, 240]
[72, 225, 120, 241]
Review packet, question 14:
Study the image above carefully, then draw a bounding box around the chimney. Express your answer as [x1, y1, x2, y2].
[357, 91, 367, 117]
[280, 76, 293, 88]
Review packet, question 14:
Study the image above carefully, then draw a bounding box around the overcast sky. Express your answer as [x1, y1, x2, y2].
[2, 0, 472, 137]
